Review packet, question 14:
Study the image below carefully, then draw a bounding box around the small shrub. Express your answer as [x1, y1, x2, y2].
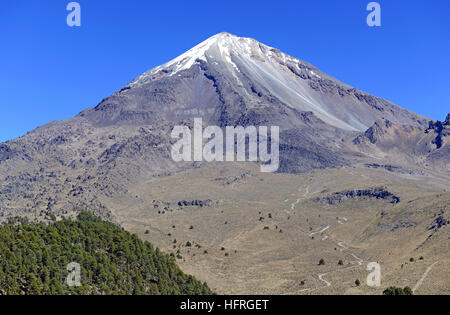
[403, 287, 413, 295]
[383, 287, 413, 295]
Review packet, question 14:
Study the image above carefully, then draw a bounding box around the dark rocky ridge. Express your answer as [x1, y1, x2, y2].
[364, 163, 423, 175]
[426, 114, 450, 149]
[314, 187, 401, 205]
[428, 215, 449, 232]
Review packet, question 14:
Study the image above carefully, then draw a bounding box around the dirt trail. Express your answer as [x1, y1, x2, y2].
[318, 273, 331, 287]
[286, 183, 368, 292]
[413, 262, 439, 292]
[309, 226, 330, 237]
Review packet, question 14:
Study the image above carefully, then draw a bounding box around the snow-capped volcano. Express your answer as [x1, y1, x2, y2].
[1, 31, 448, 231]
[125, 32, 426, 132]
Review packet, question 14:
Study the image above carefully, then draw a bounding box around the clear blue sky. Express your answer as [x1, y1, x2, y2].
[0, 0, 449, 142]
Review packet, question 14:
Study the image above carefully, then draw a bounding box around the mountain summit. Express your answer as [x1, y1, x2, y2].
[82, 32, 426, 132]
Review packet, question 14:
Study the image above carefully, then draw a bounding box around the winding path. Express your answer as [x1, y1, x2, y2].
[283, 183, 368, 292]
[309, 226, 330, 237]
[291, 199, 301, 210]
[318, 273, 331, 287]
[413, 262, 439, 293]
[350, 253, 363, 266]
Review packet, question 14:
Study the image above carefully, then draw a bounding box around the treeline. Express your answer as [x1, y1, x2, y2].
[0, 212, 213, 295]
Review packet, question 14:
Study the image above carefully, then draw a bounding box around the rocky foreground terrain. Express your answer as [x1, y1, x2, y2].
[0, 33, 448, 294]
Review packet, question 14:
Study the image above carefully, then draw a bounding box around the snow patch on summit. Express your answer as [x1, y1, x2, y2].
[130, 33, 249, 85]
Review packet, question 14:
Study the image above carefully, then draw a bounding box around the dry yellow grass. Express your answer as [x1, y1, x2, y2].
[105, 162, 449, 295]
